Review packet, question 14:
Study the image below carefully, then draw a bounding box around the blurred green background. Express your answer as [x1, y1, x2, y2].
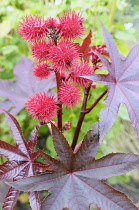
[0, 0, 139, 208]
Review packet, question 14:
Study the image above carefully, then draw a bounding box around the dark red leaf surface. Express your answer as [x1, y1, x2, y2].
[83, 23, 139, 142]
[0, 56, 56, 116]
[80, 30, 92, 61]
[8, 123, 139, 209]
[0, 110, 50, 209]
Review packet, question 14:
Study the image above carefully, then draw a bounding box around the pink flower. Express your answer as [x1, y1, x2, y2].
[59, 11, 85, 39]
[19, 15, 47, 42]
[26, 93, 57, 121]
[31, 41, 50, 61]
[49, 40, 79, 72]
[59, 83, 81, 107]
[70, 62, 94, 87]
[33, 63, 51, 80]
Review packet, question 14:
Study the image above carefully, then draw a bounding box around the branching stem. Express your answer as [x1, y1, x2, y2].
[85, 89, 107, 114]
[71, 88, 108, 150]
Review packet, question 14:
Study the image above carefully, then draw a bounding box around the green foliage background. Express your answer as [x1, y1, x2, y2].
[0, 0, 139, 207]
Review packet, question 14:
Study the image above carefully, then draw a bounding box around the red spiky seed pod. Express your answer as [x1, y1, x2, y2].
[59, 11, 85, 39]
[49, 40, 79, 72]
[70, 62, 94, 88]
[45, 17, 59, 29]
[26, 92, 57, 121]
[19, 15, 47, 42]
[59, 83, 81, 107]
[33, 63, 51, 80]
[31, 41, 50, 62]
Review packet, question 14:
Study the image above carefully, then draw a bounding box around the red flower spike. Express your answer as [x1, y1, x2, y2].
[31, 41, 50, 62]
[70, 62, 94, 88]
[90, 44, 109, 65]
[33, 63, 51, 80]
[26, 93, 57, 121]
[49, 40, 79, 72]
[19, 15, 47, 42]
[59, 83, 81, 107]
[59, 11, 85, 39]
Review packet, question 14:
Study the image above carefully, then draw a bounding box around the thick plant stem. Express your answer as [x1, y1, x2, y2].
[71, 88, 108, 150]
[55, 72, 62, 130]
[71, 86, 90, 150]
[71, 112, 85, 151]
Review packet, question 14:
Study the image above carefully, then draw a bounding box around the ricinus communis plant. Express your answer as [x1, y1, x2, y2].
[1, 10, 139, 210]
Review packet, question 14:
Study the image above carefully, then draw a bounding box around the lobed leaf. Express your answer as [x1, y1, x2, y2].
[0, 161, 28, 181]
[2, 187, 20, 210]
[0, 140, 27, 161]
[3, 110, 29, 156]
[83, 23, 139, 142]
[0, 112, 50, 209]
[73, 122, 99, 170]
[75, 153, 139, 180]
[28, 123, 40, 153]
[7, 124, 139, 209]
[51, 123, 73, 170]
[28, 191, 41, 210]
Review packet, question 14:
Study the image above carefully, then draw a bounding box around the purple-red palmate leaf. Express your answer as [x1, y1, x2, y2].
[7, 123, 139, 210]
[0, 110, 50, 209]
[83, 23, 139, 142]
[0, 56, 56, 116]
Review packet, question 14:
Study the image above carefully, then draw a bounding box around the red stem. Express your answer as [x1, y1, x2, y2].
[85, 89, 107, 114]
[71, 86, 91, 150]
[55, 72, 62, 130]
[71, 88, 107, 150]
